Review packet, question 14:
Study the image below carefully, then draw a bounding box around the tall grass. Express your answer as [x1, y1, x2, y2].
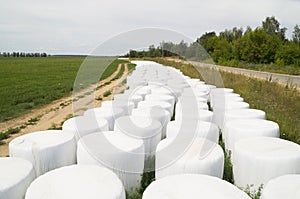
[152, 58, 300, 145]
[221, 71, 300, 144]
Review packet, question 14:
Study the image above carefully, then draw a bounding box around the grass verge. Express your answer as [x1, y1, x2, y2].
[152, 57, 300, 145]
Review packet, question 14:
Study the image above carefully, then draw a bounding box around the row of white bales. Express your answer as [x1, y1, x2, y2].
[1, 61, 300, 199]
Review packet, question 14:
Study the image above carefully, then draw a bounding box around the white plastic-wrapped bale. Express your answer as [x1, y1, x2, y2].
[210, 87, 234, 100]
[178, 93, 209, 108]
[212, 99, 248, 111]
[145, 94, 176, 108]
[233, 137, 300, 189]
[224, 109, 266, 125]
[113, 93, 143, 108]
[62, 115, 109, 141]
[142, 174, 251, 199]
[126, 79, 147, 89]
[195, 84, 211, 94]
[132, 107, 170, 138]
[25, 165, 125, 199]
[150, 87, 175, 97]
[156, 137, 224, 179]
[205, 84, 217, 98]
[212, 101, 250, 128]
[175, 99, 209, 114]
[261, 174, 300, 199]
[210, 90, 239, 105]
[101, 100, 134, 115]
[167, 80, 189, 91]
[210, 88, 234, 95]
[175, 96, 209, 124]
[224, 119, 279, 151]
[114, 116, 162, 157]
[77, 131, 144, 191]
[166, 120, 219, 143]
[0, 157, 35, 199]
[9, 130, 76, 177]
[175, 104, 213, 122]
[148, 81, 167, 89]
[182, 89, 208, 99]
[131, 86, 152, 100]
[84, 107, 124, 130]
[211, 95, 243, 109]
[137, 101, 173, 116]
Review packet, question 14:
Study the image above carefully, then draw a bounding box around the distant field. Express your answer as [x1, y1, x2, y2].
[0, 56, 128, 122]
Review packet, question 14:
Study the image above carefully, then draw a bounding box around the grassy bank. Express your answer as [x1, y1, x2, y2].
[216, 60, 300, 75]
[0, 56, 129, 122]
[152, 58, 300, 145]
[149, 57, 299, 199]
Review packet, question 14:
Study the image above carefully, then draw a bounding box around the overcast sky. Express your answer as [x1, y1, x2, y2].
[1, 0, 299, 55]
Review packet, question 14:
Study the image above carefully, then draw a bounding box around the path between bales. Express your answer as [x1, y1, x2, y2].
[0, 64, 129, 157]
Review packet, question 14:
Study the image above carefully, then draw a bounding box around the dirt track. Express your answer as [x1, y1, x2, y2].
[0, 64, 129, 157]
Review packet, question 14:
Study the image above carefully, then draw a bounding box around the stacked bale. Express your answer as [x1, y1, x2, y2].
[142, 174, 251, 199]
[25, 165, 125, 199]
[77, 131, 144, 191]
[0, 157, 35, 199]
[233, 137, 300, 189]
[9, 130, 76, 176]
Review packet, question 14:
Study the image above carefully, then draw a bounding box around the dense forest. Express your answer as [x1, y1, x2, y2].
[125, 16, 300, 72]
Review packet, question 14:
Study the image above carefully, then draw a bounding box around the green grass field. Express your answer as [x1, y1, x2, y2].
[0, 56, 130, 122]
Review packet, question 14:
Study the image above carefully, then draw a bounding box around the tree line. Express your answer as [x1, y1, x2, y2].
[125, 16, 300, 68]
[0, 52, 48, 57]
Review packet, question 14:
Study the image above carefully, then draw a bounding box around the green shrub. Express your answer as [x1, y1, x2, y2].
[103, 90, 112, 97]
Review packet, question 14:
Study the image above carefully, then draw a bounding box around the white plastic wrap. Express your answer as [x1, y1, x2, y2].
[156, 137, 224, 179]
[143, 174, 251, 199]
[145, 94, 176, 108]
[0, 157, 35, 199]
[182, 90, 208, 99]
[212, 101, 250, 128]
[77, 131, 144, 191]
[210, 92, 240, 105]
[211, 95, 244, 109]
[261, 174, 300, 199]
[9, 130, 76, 177]
[132, 107, 170, 138]
[114, 116, 162, 157]
[176, 109, 213, 123]
[150, 87, 175, 97]
[62, 115, 109, 141]
[137, 101, 173, 116]
[126, 79, 147, 89]
[113, 93, 143, 108]
[210, 88, 234, 95]
[25, 165, 125, 199]
[84, 107, 124, 130]
[224, 119, 279, 151]
[233, 137, 300, 189]
[213, 101, 249, 111]
[131, 86, 152, 100]
[166, 121, 219, 143]
[101, 100, 134, 115]
[195, 84, 211, 94]
[176, 99, 209, 113]
[224, 109, 266, 125]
